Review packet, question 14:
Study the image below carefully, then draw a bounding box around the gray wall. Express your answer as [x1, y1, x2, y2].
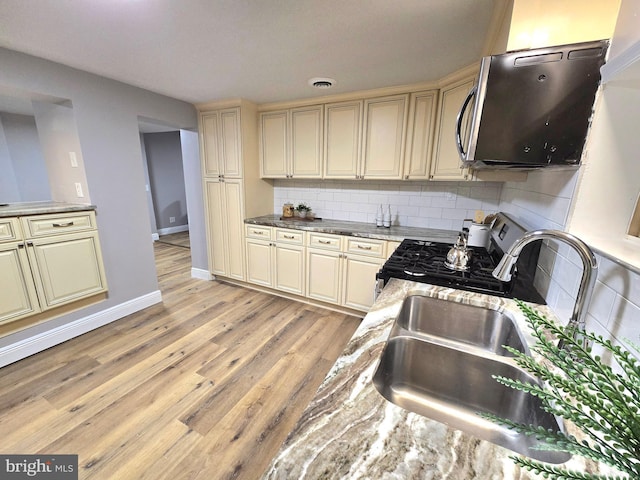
[143, 131, 188, 231]
[32, 101, 88, 203]
[0, 115, 19, 202]
[0, 47, 198, 346]
[180, 129, 207, 271]
[0, 112, 50, 202]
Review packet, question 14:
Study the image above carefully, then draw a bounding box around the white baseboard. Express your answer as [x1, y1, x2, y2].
[0, 290, 163, 368]
[191, 267, 212, 281]
[157, 225, 189, 236]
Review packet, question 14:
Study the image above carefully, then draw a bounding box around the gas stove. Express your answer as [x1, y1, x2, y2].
[377, 213, 546, 304]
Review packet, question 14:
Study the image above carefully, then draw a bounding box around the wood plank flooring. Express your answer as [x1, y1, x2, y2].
[0, 242, 361, 480]
[157, 231, 191, 249]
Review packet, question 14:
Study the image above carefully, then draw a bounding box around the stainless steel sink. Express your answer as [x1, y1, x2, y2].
[373, 295, 570, 464]
[394, 295, 526, 356]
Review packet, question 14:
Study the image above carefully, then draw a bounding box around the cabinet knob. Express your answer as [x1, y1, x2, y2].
[405, 175, 409, 180]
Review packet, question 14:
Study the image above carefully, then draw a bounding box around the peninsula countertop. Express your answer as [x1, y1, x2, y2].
[0, 201, 96, 218]
[261, 279, 608, 479]
[245, 215, 459, 243]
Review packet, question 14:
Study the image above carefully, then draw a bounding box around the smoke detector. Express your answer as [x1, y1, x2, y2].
[308, 77, 336, 89]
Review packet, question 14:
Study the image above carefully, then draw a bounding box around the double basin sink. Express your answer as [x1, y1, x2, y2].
[373, 295, 570, 464]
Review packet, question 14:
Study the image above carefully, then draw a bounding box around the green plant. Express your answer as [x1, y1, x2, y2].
[483, 299, 640, 479]
[296, 202, 311, 212]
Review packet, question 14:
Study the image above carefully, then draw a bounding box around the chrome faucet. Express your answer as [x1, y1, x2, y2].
[492, 230, 598, 350]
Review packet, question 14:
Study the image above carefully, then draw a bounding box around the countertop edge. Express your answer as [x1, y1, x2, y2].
[0, 202, 97, 218]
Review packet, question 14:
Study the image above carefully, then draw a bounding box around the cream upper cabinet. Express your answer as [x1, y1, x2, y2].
[260, 106, 323, 179]
[361, 94, 409, 179]
[324, 100, 363, 179]
[201, 112, 221, 177]
[403, 90, 438, 180]
[290, 106, 323, 178]
[431, 75, 475, 181]
[260, 110, 288, 178]
[200, 107, 243, 178]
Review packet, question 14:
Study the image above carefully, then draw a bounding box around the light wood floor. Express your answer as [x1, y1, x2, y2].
[157, 231, 191, 249]
[0, 242, 361, 479]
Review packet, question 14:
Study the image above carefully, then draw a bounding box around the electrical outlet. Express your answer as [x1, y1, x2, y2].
[69, 152, 78, 167]
[169, 217, 175, 224]
[75, 182, 84, 197]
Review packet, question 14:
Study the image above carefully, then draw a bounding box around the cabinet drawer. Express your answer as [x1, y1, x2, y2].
[345, 237, 386, 257]
[275, 228, 304, 245]
[21, 211, 96, 238]
[0, 218, 22, 243]
[307, 232, 342, 251]
[245, 224, 273, 240]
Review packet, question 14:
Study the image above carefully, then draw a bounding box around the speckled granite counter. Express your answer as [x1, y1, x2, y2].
[0, 201, 96, 218]
[261, 279, 608, 479]
[245, 215, 459, 243]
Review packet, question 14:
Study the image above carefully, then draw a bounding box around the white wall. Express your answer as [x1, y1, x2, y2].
[273, 179, 502, 230]
[499, 169, 640, 361]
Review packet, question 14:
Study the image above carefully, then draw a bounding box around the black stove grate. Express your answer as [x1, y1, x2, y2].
[378, 239, 511, 296]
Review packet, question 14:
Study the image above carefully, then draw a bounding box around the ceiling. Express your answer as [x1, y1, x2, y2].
[0, 0, 497, 106]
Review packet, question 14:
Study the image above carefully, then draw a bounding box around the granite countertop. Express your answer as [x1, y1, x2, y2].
[261, 279, 609, 479]
[0, 201, 96, 218]
[245, 214, 459, 243]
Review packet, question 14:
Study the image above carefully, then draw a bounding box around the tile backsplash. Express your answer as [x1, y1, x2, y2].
[273, 179, 502, 230]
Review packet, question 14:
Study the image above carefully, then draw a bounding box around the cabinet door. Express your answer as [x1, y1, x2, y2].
[26, 232, 107, 309]
[306, 248, 342, 304]
[324, 101, 362, 179]
[431, 76, 474, 180]
[223, 179, 246, 281]
[0, 243, 41, 324]
[260, 110, 289, 178]
[290, 105, 323, 178]
[342, 254, 383, 311]
[361, 95, 408, 179]
[404, 90, 438, 179]
[201, 112, 221, 177]
[220, 107, 243, 178]
[274, 243, 305, 295]
[246, 239, 273, 287]
[205, 180, 228, 276]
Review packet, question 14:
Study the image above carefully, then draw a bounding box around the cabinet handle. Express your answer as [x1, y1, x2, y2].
[356, 244, 372, 250]
[318, 240, 331, 245]
[52, 221, 74, 227]
[26, 241, 33, 247]
[253, 230, 263, 235]
[284, 234, 295, 239]
[18, 243, 25, 249]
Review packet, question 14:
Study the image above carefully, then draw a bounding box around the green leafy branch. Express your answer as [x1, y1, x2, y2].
[482, 299, 640, 479]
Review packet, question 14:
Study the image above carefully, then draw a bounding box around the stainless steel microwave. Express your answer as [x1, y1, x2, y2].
[456, 40, 608, 169]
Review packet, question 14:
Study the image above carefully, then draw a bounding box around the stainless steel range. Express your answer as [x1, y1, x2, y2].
[377, 213, 545, 304]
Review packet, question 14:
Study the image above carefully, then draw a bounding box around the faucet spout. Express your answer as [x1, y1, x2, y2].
[492, 229, 598, 350]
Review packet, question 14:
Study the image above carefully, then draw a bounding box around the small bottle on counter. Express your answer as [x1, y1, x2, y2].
[376, 205, 384, 227]
[282, 202, 294, 218]
[383, 204, 391, 228]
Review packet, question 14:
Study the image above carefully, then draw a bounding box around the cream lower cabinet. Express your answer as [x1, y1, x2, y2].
[0, 211, 107, 326]
[306, 233, 386, 311]
[246, 226, 305, 296]
[205, 179, 245, 281]
[0, 241, 41, 323]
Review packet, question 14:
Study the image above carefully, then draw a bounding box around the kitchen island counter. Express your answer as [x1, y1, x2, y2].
[261, 279, 608, 479]
[245, 214, 459, 244]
